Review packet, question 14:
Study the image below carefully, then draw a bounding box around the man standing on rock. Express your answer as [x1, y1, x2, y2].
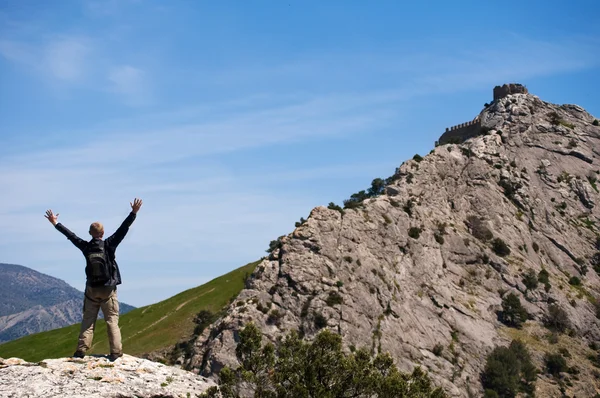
[44, 199, 143, 361]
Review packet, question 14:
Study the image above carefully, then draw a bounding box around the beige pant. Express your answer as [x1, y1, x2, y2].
[77, 285, 122, 355]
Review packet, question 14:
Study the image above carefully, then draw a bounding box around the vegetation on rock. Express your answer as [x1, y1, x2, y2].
[500, 293, 528, 328]
[200, 323, 446, 398]
[481, 340, 537, 397]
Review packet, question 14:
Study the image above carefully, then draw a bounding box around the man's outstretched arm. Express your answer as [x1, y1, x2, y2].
[105, 198, 142, 249]
[45, 209, 87, 251]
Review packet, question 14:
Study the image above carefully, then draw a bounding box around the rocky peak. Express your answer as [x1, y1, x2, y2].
[182, 89, 600, 397]
[0, 354, 216, 397]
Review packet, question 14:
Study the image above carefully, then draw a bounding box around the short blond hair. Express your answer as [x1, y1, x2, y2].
[89, 222, 104, 238]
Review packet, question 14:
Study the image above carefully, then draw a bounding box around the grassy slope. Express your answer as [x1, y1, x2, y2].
[0, 261, 258, 362]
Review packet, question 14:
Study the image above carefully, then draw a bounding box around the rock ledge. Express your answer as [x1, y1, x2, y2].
[0, 354, 217, 398]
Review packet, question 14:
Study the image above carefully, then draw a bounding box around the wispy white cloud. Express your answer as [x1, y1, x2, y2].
[0, 39, 35, 64]
[108, 65, 150, 105]
[0, 37, 91, 82]
[0, 89, 400, 305]
[43, 37, 90, 81]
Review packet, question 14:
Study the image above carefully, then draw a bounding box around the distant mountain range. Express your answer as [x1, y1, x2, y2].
[0, 263, 135, 343]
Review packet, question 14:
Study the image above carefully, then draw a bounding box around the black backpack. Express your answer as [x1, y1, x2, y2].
[85, 241, 111, 286]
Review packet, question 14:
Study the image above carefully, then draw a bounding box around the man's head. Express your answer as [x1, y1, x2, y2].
[89, 222, 104, 239]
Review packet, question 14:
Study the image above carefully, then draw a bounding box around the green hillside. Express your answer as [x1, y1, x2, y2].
[0, 261, 258, 362]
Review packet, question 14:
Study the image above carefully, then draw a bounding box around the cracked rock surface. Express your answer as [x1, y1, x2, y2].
[182, 93, 600, 397]
[0, 354, 216, 398]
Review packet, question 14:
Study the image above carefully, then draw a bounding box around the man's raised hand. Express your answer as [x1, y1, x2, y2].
[45, 210, 59, 226]
[130, 198, 143, 214]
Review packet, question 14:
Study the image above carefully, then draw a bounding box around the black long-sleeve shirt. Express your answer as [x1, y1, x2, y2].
[55, 212, 137, 286]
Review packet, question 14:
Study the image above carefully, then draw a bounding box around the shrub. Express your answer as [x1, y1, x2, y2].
[545, 352, 567, 376]
[295, 217, 307, 227]
[202, 324, 447, 398]
[467, 215, 493, 242]
[403, 199, 415, 216]
[549, 111, 560, 125]
[500, 293, 528, 328]
[266, 237, 284, 253]
[568, 276, 581, 286]
[568, 138, 577, 148]
[367, 178, 386, 197]
[193, 310, 215, 335]
[557, 171, 572, 183]
[538, 269, 549, 284]
[545, 304, 570, 333]
[408, 227, 422, 239]
[532, 242, 540, 253]
[434, 233, 444, 244]
[328, 202, 345, 215]
[343, 198, 363, 209]
[498, 178, 521, 202]
[492, 238, 511, 257]
[522, 269, 538, 291]
[314, 312, 327, 329]
[432, 343, 444, 356]
[593, 253, 600, 275]
[325, 291, 343, 307]
[481, 340, 537, 397]
[300, 298, 312, 318]
[413, 154, 424, 162]
[593, 119, 599, 126]
[267, 309, 284, 325]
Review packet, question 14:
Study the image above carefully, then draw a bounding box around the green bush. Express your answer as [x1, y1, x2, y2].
[367, 178, 386, 197]
[295, 217, 307, 227]
[492, 238, 511, 257]
[413, 154, 424, 162]
[266, 237, 284, 253]
[481, 340, 537, 397]
[328, 202, 345, 215]
[538, 269, 549, 284]
[408, 227, 422, 239]
[522, 269, 538, 291]
[325, 291, 344, 307]
[193, 310, 215, 335]
[545, 352, 567, 376]
[568, 276, 581, 286]
[545, 304, 570, 333]
[201, 323, 447, 398]
[314, 312, 327, 329]
[532, 242, 539, 253]
[267, 309, 283, 326]
[500, 293, 528, 328]
[432, 343, 444, 356]
[593, 119, 599, 126]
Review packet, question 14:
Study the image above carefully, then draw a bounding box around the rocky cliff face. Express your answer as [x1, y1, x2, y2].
[0, 263, 135, 342]
[0, 354, 216, 398]
[183, 92, 600, 397]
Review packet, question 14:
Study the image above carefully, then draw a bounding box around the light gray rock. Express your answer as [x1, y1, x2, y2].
[0, 354, 217, 398]
[184, 92, 600, 397]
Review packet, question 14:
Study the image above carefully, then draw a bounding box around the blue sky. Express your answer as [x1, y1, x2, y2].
[1, 0, 599, 307]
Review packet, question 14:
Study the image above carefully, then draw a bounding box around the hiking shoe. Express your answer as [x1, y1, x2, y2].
[108, 353, 123, 362]
[72, 351, 85, 359]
